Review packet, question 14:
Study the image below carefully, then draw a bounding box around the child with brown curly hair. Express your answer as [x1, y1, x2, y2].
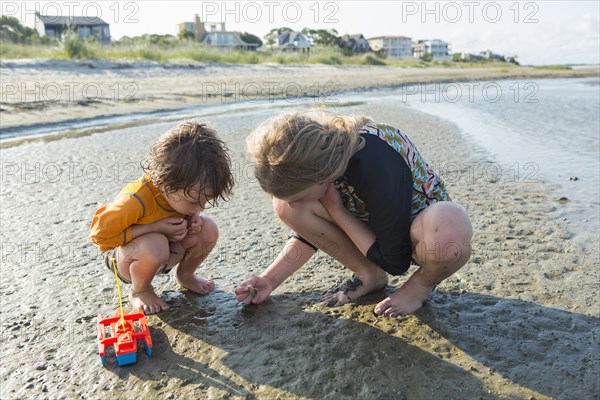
[91, 122, 233, 314]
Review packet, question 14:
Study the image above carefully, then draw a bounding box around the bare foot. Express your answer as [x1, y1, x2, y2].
[176, 273, 215, 295]
[322, 269, 388, 306]
[130, 288, 170, 315]
[373, 277, 433, 317]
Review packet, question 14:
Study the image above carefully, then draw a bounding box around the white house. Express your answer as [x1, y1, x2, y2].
[455, 52, 484, 61]
[479, 50, 505, 61]
[367, 36, 413, 59]
[413, 39, 451, 60]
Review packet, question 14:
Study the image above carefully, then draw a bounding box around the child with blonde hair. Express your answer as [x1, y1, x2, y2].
[91, 122, 233, 314]
[236, 110, 472, 317]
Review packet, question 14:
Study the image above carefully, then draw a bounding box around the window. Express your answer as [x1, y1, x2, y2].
[92, 26, 102, 38]
[78, 26, 91, 38]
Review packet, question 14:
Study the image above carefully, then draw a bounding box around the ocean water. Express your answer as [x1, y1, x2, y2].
[393, 77, 600, 239]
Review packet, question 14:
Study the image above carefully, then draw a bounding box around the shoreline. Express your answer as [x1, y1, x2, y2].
[1, 61, 597, 133]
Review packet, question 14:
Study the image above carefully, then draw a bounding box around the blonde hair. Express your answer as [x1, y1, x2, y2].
[246, 110, 371, 198]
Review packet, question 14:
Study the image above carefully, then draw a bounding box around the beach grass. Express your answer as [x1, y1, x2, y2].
[0, 42, 66, 59]
[0, 41, 530, 69]
[532, 65, 573, 70]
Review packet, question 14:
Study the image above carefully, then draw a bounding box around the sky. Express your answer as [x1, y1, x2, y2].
[4, 1, 599, 65]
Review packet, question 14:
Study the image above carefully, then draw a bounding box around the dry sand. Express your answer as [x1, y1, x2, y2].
[0, 63, 599, 400]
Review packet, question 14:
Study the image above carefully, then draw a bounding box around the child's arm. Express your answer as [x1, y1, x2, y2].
[131, 218, 188, 242]
[90, 193, 185, 251]
[90, 193, 144, 252]
[320, 182, 375, 255]
[235, 237, 315, 305]
[91, 192, 188, 251]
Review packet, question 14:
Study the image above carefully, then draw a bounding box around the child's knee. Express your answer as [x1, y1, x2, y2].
[135, 233, 171, 265]
[200, 216, 219, 244]
[273, 197, 302, 224]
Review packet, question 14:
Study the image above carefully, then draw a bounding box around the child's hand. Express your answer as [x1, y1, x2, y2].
[156, 217, 188, 242]
[187, 213, 203, 234]
[234, 276, 273, 305]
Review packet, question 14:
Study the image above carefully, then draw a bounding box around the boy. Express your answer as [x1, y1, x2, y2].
[91, 122, 233, 314]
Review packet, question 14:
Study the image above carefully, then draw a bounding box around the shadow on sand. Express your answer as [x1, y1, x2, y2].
[156, 288, 516, 399]
[105, 287, 598, 399]
[419, 290, 599, 400]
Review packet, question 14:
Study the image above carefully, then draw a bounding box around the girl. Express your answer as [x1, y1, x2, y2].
[235, 111, 472, 317]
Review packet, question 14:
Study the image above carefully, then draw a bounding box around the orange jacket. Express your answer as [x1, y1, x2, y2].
[90, 175, 186, 252]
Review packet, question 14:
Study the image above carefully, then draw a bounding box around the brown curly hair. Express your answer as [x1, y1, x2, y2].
[141, 121, 233, 206]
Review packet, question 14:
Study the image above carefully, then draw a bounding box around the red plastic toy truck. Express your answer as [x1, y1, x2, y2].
[97, 308, 153, 366]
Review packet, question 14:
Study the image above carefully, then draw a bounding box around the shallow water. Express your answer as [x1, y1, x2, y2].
[378, 77, 600, 244]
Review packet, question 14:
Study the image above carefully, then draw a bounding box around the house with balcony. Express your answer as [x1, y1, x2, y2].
[367, 36, 413, 59]
[413, 39, 451, 60]
[34, 12, 110, 44]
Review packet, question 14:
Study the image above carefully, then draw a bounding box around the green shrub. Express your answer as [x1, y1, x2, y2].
[0, 42, 61, 58]
[137, 47, 165, 62]
[532, 65, 572, 70]
[63, 31, 97, 59]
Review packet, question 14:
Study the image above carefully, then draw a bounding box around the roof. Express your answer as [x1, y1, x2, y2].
[36, 13, 109, 26]
[341, 34, 366, 40]
[280, 31, 304, 45]
[266, 30, 312, 47]
[414, 39, 449, 44]
[367, 36, 411, 40]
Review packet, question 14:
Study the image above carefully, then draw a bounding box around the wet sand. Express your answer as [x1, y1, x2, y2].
[0, 78, 599, 398]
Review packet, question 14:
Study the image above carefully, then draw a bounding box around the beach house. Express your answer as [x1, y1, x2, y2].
[339, 34, 372, 54]
[479, 50, 506, 61]
[455, 52, 484, 61]
[262, 30, 312, 53]
[454, 50, 508, 62]
[367, 36, 413, 59]
[34, 12, 110, 44]
[178, 15, 257, 51]
[413, 39, 451, 61]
